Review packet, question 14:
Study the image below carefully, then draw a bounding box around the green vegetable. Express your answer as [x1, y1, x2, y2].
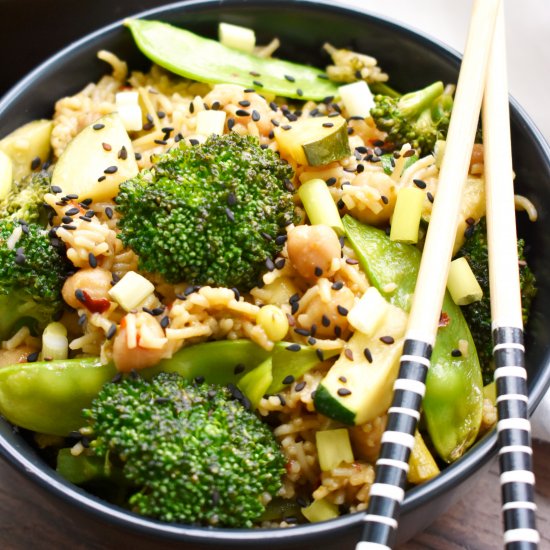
[51, 113, 138, 202]
[458, 217, 537, 384]
[237, 357, 273, 408]
[56, 448, 112, 484]
[298, 178, 345, 235]
[125, 19, 339, 101]
[80, 372, 286, 527]
[370, 81, 453, 154]
[0, 119, 52, 181]
[316, 428, 354, 471]
[0, 358, 117, 436]
[0, 339, 332, 435]
[115, 133, 297, 290]
[343, 215, 483, 462]
[0, 168, 51, 224]
[314, 299, 407, 425]
[301, 498, 339, 522]
[275, 115, 351, 166]
[0, 218, 71, 341]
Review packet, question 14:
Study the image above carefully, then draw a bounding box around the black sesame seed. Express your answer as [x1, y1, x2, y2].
[65, 207, 80, 216]
[289, 293, 300, 304]
[284, 74, 296, 82]
[334, 325, 342, 338]
[275, 258, 286, 270]
[106, 324, 117, 340]
[322, 122, 334, 128]
[294, 381, 306, 392]
[286, 343, 301, 352]
[157, 110, 166, 119]
[427, 192, 435, 203]
[314, 266, 323, 277]
[88, 252, 98, 268]
[61, 224, 77, 230]
[14, 252, 26, 266]
[337, 305, 348, 316]
[296, 88, 303, 97]
[316, 348, 324, 361]
[78, 313, 87, 326]
[252, 80, 264, 88]
[85, 210, 95, 218]
[337, 388, 352, 397]
[189, 102, 195, 113]
[61, 216, 73, 224]
[294, 328, 310, 337]
[104, 206, 113, 219]
[27, 351, 39, 363]
[363, 348, 373, 363]
[381, 195, 389, 205]
[344, 349, 354, 361]
[346, 258, 359, 265]
[160, 316, 170, 329]
[30, 156, 41, 170]
[154, 139, 168, 146]
[337, 199, 345, 210]
[51, 185, 62, 194]
[174, 133, 183, 143]
[244, 88, 255, 93]
[104, 165, 118, 174]
[134, 152, 142, 161]
[252, 110, 261, 122]
[92, 123, 105, 131]
[380, 335, 395, 345]
[236, 109, 250, 117]
[281, 124, 292, 131]
[142, 122, 154, 131]
[75, 289, 85, 303]
[326, 177, 337, 186]
[78, 216, 91, 223]
[356, 164, 365, 173]
[227, 118, 236, 131]
[66, 193, 79, 200]
[451, 348, 462, 357]
[307, 336, 317, 346]
[265, 257, 275, 272]
[321, 314, 331, 327]
[284, 178, 295, 192]
[413, 179, 427, 189]
[278, 394, 286, 406]
[282, 375, 295, 385]
[339, 376, 348, 383]
[275, 235, 287, 245]
[225, 207, 235, 222]
[291, 302, 299, 315]
[464, 224, 475, 239]
[332, 281, 344, 291]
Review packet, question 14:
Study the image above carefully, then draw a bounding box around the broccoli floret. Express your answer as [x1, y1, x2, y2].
[0, 218, 70, 340]
[115, 133, 296, 290]
[81, 372, 286, 527]
[0, 169, 51, 224]
[458, 218, 537, 384]
[370, 81, 453, 154]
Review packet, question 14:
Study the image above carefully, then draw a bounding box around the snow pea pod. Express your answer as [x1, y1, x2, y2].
[125, 19, 340, 101]
[343, 215, 483, 463]
[0, 339, 330, 436]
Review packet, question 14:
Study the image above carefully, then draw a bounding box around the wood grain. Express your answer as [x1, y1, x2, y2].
[0, 441, 547, 549]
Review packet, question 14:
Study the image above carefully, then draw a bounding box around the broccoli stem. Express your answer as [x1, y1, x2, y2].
[398, 81, 444, 119]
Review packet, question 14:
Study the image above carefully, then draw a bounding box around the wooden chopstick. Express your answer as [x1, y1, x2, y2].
[483, 3, 539, 548]
[357, 0, 501, 548]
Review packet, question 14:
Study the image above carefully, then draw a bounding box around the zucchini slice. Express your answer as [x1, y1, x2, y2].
[275, 115, 350, 166]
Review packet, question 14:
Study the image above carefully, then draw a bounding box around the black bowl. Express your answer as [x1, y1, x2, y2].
[1, 1, 549, 548]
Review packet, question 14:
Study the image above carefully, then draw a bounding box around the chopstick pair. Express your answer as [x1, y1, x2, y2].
[356, 1, 539, 549]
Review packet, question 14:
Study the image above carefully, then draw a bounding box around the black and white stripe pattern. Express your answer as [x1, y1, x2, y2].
[357, 339, 432, 550]
[493, 326, 539, 549]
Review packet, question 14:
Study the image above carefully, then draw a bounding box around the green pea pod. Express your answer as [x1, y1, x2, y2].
[125, 19, 340, 101]
[0, 358, 117, 436]
[343, 215, 483, 463]
[0, 339, 331, 436]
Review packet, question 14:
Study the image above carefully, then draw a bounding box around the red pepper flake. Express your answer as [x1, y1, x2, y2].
[438, 312, 450, 327]
[79, 289, 111, 314]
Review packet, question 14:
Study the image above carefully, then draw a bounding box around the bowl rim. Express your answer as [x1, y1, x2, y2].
[1, 0, 549, 544]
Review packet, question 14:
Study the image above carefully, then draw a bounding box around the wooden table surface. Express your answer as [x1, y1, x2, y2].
[0, 441, 547, 550]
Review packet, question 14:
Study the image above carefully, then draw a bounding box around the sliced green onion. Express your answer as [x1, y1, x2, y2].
[108, 270, 155, 311]
[316, 428, 354, 471]
[237, 357, 273, 408]
[196, 110, 227, 136]
[41, 322, 68, 361]
[390, 187, 425, 243]
[347, 286, 389, 336]
[338, 80, 374, 119]
[298, 178, 344, 235]
[218, 22, 256, 53]
[301, 498, 340, 523]
[447, 256, 483, 305]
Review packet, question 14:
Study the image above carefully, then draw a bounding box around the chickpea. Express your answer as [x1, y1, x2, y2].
[62, 268, 113, 310]
[112, 312, 168, 373]
[297, 285, 355, 339]
[287, 224, 341, 281]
